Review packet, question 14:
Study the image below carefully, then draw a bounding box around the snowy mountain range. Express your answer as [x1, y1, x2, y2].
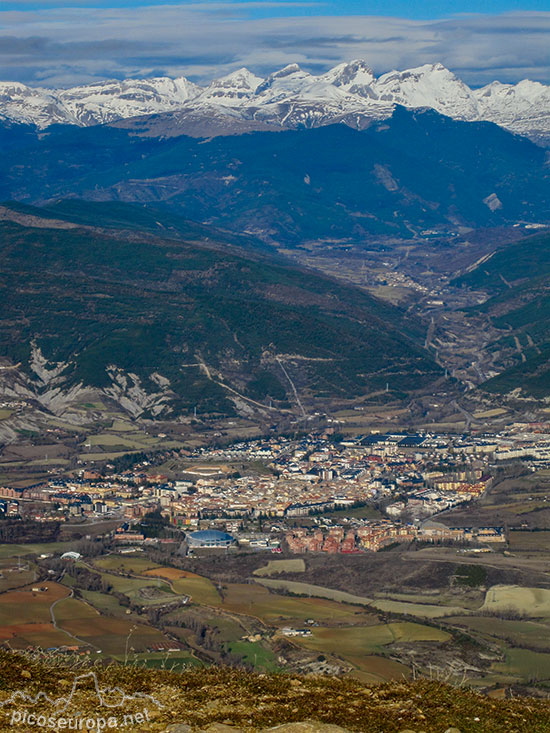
[1, 61, 549, 145]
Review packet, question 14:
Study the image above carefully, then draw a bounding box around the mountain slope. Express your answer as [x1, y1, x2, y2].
[0, 204, 439, 421]
[1, 109, 548, 245]
[453, 230, 550, 397]
[1, 61, 550, 144]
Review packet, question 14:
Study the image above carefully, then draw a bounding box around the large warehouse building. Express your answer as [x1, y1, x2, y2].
[187, 529, 236, 548]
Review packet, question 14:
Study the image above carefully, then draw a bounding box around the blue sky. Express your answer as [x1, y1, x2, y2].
[4, 0, 550, 16]
[1, 0, 550, 87]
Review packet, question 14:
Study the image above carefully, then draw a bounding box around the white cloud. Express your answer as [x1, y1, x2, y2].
[0, 5, 549, 87]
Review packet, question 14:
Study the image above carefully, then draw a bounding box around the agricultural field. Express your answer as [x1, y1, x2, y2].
[98, 571, 176, 606]
[437, 472, 550, 528]
[220, 582, 376, 625]
[0, 582, 83, 650]
[253, 559, 306, 576]
[47, 588, 170, 655]
[293, 622, 447, 682]
[348, 656, 411, 683]
[482, 585, 550, 617]
[60, 612, 167, 655]
[0, 559, 35, 592]
[79, 589, 136, 618]
[223, 640, 280, 673]
[445, 615, 550, 651]
[0, 582, 68, 625]
[143, 568, 222, 606]
[0, 623, 76, 650]
[492, 648, 550, 683]
[371, 598, 469, 618]
[84, 434, 153, 448]
[79, 450, 142, 462]
[295, 622, 450, 657]
[508, 531, 550, 552]
[0, 541, 77, 559]
[82, 428, 182, 451]
[90, 557, 221, 607]
[254, 578, 373, 606]
[93, 554, 160, 574]
[53, 596, 98, 624]
[107, 419, 137, 432]
[373, 588, 483, 611]
[473, 408, 508, 419]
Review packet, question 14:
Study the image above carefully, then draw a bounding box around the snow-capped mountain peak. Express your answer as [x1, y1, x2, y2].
[196, 67, 263, 107]
[254, 64, 314, 96]
[0, 81, 75, 127]
[57, 76, 201, 125]
[320, 59, 375, 91]
[372, 63, 480, 120]
[1, 62, 549, 145]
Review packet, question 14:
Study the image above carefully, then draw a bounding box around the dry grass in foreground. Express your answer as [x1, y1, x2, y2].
[0, 650, 548, 732]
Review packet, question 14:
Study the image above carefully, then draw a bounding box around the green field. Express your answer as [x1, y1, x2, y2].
[224, 640, 281, 672]
[170, 574, 221, 606]
[107, 420, 138, 432]
[0, 541, 77, 559]
[296, 622, 450, 657]
[446, 615, 550, 650]
[84, 434, 155, 449]
[80, 589, 135, 617]
[53, 596, 98, 623]
[91, 558, 220, 606]
[93, 555, 160, 574]
[324, 505, 384, 521]
[253, 559, 306, 576]
[492, 648, 550, 682]
[102, 572, 175, 604]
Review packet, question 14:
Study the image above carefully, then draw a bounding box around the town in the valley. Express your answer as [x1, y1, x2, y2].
[5, 421, 550, 555]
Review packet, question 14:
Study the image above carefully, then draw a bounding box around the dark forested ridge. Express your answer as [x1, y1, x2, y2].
[0, 207, 440, 416]
[1, 107, 548, 245]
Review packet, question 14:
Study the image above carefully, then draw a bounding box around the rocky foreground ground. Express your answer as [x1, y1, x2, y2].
[0, 650, 549, 732]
